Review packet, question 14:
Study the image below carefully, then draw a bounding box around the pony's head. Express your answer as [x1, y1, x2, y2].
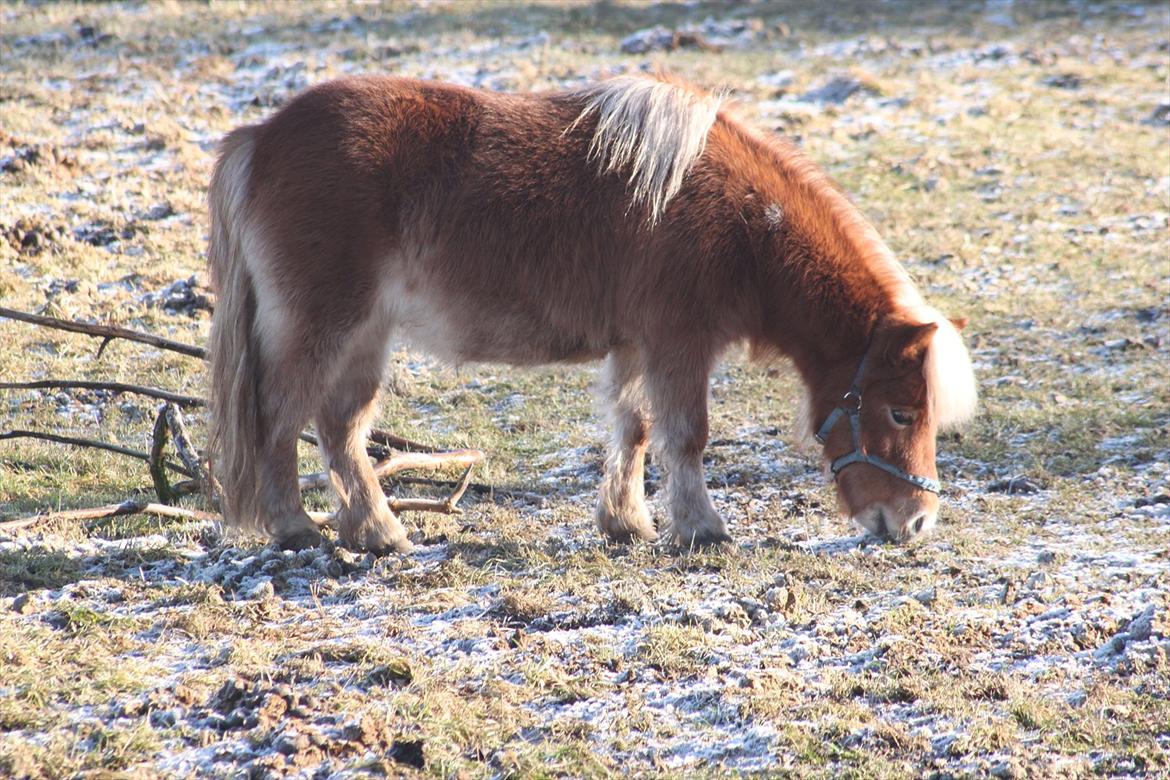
[808, 313, 976, 542]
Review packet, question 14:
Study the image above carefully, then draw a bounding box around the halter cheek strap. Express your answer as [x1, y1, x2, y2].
[814, 355, 941, 494]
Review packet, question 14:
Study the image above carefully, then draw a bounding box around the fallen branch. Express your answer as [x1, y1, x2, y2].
[149, 407, 175, 503]
[367, 427, 442, 454]
[3, 448, 484, 535]
[2, 310, 499, 531]
[0, 500, 218, 534]
[309, 463, 478, 525]
[395, 475, 545, 504]
[0, 379, 204, 408]
[0, 306, 206, 359]
[297, 449, 483, 492]
[0, 429, 194, 477]
[152, 478, 204, 498]
[299, 427, 441, 457]
[164, 404, 206, 482]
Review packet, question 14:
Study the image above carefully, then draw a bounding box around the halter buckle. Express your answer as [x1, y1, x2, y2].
[814, 351, 941, 494]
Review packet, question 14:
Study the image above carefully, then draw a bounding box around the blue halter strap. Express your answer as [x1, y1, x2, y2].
[813, 350, 941, 494]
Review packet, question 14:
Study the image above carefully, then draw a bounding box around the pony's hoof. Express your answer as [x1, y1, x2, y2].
[605, 528, 658, 545]
[363, 535, 414, 556]
[275, 526, 324, 552]
[595, 504, 657, 544]
[341, 519, 413, 556]
[663, 524, 732, 549]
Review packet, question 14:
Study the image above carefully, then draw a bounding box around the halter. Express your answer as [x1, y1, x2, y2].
[813, 349, 941, 494]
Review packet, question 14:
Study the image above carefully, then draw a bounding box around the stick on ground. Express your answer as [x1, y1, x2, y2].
[164, 404, 206, 481]
[297, 449, 484, 492]
[149, 407, 175, 503]
[0, 500, 219, 534]
[0, 380, 204, 408]
[1, 429, 195, 477]
[0, 306, 206, 359]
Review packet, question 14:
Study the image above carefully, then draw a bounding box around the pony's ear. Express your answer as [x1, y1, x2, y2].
[882, 322, 939, 368]
[950, 317, 969, 332]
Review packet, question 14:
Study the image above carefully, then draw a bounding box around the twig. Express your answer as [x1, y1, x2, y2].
[0, 380, 204, 408]
[0, 306, 206, 359]
[395, 475, 544, 504]
[165, 404, 206, 481]
[297, 449, 483, 492]
[308, 464, 479, 525]
[299, 428, 441, 457]
[153, 478, 204, 498]
[0, 500, 218, 534]
[367, 427, 441, 453]
[149, 407, 175, 503]
[443, 464, 475, 509]
[0, 429, 194, 477]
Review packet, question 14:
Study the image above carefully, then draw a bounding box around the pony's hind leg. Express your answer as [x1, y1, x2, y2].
[256, 353, 324, 551]
[258, 418, 322, 551]
[595, 346, 656, 543]
[315, 331, 412, 555]
[642, 346, 730, 547]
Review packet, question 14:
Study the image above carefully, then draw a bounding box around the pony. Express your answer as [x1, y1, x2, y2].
[207, 74, 977, 554]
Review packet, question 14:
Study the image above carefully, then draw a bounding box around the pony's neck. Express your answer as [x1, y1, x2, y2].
[744, 134, 922, 384]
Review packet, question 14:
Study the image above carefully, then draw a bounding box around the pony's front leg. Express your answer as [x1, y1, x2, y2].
[644, 352, 730, 547]
[595, 346, 655, 543]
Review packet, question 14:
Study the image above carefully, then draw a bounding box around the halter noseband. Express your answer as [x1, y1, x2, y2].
[813, 349, 941, 494]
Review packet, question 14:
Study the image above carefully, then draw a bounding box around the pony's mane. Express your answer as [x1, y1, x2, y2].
[572, 75, 722, 224]
[746, 130, 978, 432]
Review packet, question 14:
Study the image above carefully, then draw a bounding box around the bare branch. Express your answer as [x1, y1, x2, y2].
[305, 454, 482, 527]
[372, 449, 484, 474]
[299, 427, 441, 457]
[149, 407, 175, 503]
[396, 475, 544, 504]
[297, 449, 483, 492]
[0, 429, 195, 478]
[0, 306, 206, 359]
[367, 427, 442, 453]
[0, 500, 218, 534]
[0, 380, 204, 408]
[444, 464, 476, 510]
[165, 404, 206, 481]
[161, 479, 204, 498]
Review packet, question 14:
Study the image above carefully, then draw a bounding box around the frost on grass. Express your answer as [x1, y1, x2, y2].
[2, 1, 1169, 778]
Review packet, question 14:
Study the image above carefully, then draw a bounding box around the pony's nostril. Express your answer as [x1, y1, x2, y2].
[913, 515, 926, 535]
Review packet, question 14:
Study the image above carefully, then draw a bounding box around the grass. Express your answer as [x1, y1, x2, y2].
[1, 0, 1168, 776]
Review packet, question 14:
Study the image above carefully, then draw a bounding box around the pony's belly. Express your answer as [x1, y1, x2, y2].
[381, 275, 605, 367]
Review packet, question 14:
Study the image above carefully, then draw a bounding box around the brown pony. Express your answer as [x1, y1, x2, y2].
[207, 75, 977, 554]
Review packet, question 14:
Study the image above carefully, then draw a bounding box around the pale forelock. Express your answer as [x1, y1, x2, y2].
[813, 177, 978, 428]
[808, 184, 978, 429]
[792, 308, 977, 450]
[910, 304, 979, 429]
[572, 76, 722, 224]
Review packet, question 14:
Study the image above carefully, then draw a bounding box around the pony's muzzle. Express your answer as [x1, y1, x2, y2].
[857, 504, 937, 543]
[885, 508, 936, 543]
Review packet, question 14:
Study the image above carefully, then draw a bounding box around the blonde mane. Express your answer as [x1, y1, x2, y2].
[754, 134, 978, 433]
[572, 76, 722, 224]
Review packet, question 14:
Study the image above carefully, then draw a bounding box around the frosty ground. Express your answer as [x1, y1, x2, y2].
[1, 1, 1168, 777]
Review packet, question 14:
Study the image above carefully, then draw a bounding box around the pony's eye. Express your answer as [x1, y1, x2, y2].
[890, 408, 915, 427]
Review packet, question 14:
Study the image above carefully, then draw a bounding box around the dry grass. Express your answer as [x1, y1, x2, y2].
[2, 1, 1168, 777]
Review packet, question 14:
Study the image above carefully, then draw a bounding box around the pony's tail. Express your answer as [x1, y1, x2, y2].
[207, 127, 264, 533]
